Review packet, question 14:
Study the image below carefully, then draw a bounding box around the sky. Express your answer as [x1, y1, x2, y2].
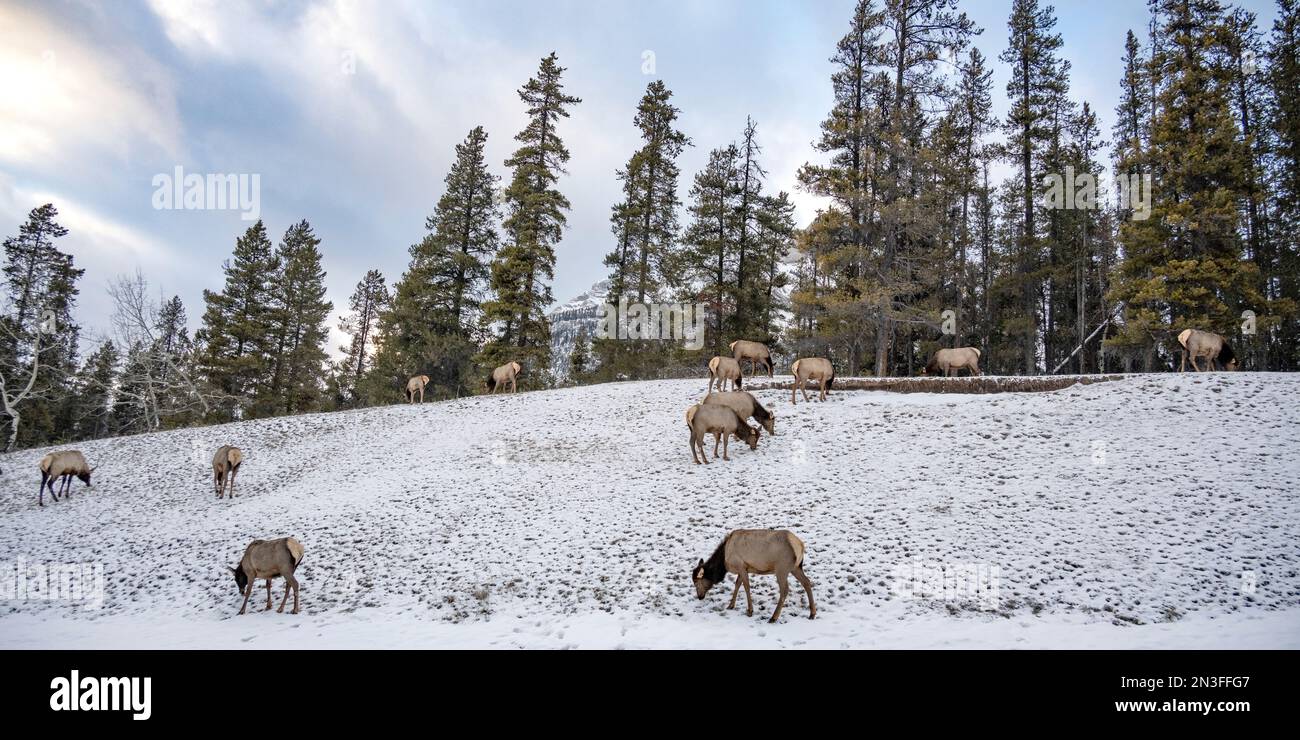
[0, 0, 1283, 356]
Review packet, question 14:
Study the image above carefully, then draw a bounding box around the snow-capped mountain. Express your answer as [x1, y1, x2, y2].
[546, 279, 610, 381]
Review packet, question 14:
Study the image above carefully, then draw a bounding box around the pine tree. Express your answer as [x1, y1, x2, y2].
[1001, 0, 1068, 373]
[683, 144, 741, 356]
[1267, 0, 1300, 368]
[427, 126, 502, 333]
[337, 269, 388, 405]
[197, 220, 277, 419]
[259, 220, 331, 415]
[72, 340, 118, 440]
[606, 80, 690, 305]
[0, 203, 83, 448]
[1108, 0, 1265, 369]
[480, 52, 581, 383]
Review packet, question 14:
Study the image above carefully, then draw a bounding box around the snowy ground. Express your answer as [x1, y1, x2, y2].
[2, 373, 1298, 649]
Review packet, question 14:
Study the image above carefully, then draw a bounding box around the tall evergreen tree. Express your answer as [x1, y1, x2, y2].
[1267, 0, 1300, 367]
[197, 220, 277, 419]
[1001, 0, 1068, 373]
[1108, 0, 1266, 369]
[259, 220, 332, 415]
[480, 52, 581, 383]
[71, 340, 118, 440]
[337, 269, 388, 405]
[0, 204, 83, 448]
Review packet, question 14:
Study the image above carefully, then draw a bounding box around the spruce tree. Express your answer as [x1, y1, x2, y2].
[337, 269, 388, 405]
[1001, 0, 1068, 373]
[480, 52, 581, 383]
[197, 220, 277, 418]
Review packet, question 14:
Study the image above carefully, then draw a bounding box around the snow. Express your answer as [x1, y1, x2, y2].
[2, 372, 1298, 649]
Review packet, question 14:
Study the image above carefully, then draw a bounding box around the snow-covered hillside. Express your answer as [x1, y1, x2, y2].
[2, 373, 1298, 649]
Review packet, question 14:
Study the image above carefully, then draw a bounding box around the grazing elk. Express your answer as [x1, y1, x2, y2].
[37, 450, 94, 507]
[702, 390, 776, 436]
[212, 445, 244, 499]
[1178, 329, 1238, 372]
[706, 356, 743, 394]
[730, 340, 773, 377]
[230, 537, 305, 615]
[790, 357, 834, 404]
[923, 347, 982, 377]
[692, 529, 816, 623]
[686, 404, 759, 464]
[406, 374, 430, 403]
[486, 361, 522, 394]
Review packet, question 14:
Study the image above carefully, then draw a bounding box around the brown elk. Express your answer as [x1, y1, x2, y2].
[707, 356, 742, 394]
[730, 340, 773, 377]
[37, 450, 94, 507]
[406, 375, 430, 403]
[486, 362, 522, 394]
[686, 404, 759, 464]
[790, 357, 834, 404]
[212, 445, 243, 499]
[230, 537, 305, 615]
[702, 390, 775, 436]
[692, 529, 816, 623]
[1178, 329, 1238, 372]
[923, 347, 982, 377]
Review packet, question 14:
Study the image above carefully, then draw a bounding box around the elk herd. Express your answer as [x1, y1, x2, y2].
[19, 327, 1240, 623]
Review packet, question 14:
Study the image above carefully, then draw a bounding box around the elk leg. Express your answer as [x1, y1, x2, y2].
[511, 377, 517, 393]
[214, 472, 221, 498]
[769, 571, 790, 623]
[238, 580, 255, 615]
[728, 574, 742, 610]
[791, 379, 797, 405]
[265, 579, 273, 610]
[801, 380, 811, 404]
[1190, 355, 1202, 372]
[794, 567, 816, 619]
[1180, 352, 1186, 372]
[738, 571, 753, 616]
[278, 573, 297, 613]
[721, 431, 730, 461]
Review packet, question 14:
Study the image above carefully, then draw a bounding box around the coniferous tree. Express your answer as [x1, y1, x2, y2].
[260, 220, 332, 415]
[0, 204, 83, 448]
[683, 144, 742, 356]
[480, 52, 581, 385]
[1267, 0, 1300, 368]
[1001, 0, 1068, 373]
[71, 340, 118, 440]
[337, 269, 388, 405]
[1108, 0, 1267, 369]
[197, 221, 277, 419]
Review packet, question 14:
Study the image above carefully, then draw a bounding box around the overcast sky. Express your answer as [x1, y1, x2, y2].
[0, 0, 1282, 354]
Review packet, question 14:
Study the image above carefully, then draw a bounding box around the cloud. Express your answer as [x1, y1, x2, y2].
[0, 2, 183, 170]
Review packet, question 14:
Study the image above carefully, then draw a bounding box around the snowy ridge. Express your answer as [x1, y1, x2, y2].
[1, 373, 1298, 648]
[546, 279, 610, 381]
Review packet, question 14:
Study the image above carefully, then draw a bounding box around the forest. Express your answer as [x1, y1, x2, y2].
[1, 0, 1296, 451]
